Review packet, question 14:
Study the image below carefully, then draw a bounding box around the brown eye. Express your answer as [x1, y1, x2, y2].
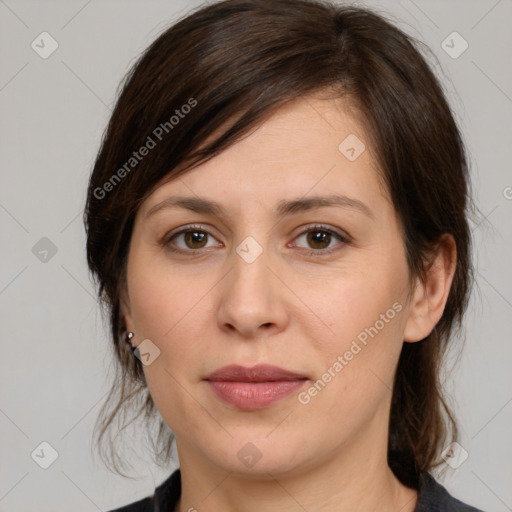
[182, 230, 208, 249]
[293, 225, 349, 255]
[164, 225, 221, 254]
[306, 230, 332, 250]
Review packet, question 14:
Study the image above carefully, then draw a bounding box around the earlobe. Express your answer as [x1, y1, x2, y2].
[403, 234, 457, 343]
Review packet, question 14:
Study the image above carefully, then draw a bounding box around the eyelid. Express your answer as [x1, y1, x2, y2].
[291, 223, 349, 242]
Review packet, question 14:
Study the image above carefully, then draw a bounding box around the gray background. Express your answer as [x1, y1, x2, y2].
[1, 0, 511, 511]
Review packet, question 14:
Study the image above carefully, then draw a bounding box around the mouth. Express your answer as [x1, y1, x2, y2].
[204, 364, 309, 409]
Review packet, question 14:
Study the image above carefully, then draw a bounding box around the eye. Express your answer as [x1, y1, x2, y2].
[162, 223, 350, 256]
[164, 224, 221, 254]
[291, 224, 349, 256]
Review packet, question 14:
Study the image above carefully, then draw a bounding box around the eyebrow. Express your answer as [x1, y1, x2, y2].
[145, 194, 374, 220]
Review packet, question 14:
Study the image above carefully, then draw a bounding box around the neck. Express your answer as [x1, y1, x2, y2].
[174, 426, 418, 512]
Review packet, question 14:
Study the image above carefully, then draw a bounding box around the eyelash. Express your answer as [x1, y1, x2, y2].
[162, 223, 350, 257]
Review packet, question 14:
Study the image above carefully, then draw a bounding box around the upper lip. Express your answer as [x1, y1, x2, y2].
[205, 364, 307, 382]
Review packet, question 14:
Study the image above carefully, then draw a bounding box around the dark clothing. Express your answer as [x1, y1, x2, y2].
[108, 468, 485, 511]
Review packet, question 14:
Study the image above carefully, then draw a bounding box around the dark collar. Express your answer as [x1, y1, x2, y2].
[153, 468, 483, 512]
[413, 471, 484, 511]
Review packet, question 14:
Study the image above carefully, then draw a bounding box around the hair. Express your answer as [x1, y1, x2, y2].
[84, 0, 474, 486]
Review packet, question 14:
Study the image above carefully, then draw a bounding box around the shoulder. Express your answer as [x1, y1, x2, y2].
[106, 468, 181, 512]
[415, 471, 486, 512]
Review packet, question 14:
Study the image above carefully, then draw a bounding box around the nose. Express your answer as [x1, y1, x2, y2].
[216, 243, 290, 339]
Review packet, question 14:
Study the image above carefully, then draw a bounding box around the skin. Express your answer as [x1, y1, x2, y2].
[122, 93, 456, 512]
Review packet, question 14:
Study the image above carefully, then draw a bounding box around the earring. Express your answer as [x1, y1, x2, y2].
[126, 331, 136, 353]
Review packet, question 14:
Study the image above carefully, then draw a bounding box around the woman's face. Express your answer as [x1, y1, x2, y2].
[123, 95, 418, 477]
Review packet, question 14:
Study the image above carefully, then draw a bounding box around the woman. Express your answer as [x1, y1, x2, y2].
[84, 0, 484, 510]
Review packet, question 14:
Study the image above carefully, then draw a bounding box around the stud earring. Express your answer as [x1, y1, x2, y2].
[126, 331, 136, 353]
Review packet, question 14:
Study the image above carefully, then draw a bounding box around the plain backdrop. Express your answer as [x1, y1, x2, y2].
[0, 0, 511, 511]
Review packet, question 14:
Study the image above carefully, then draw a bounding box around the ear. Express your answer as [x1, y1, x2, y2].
[403, 234, 457, 343]
[119, 283, 135, 334]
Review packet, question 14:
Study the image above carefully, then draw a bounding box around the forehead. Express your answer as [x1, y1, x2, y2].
[140, 94, 388, 219]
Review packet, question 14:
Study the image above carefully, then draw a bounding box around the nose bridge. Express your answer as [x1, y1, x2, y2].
[216, 232, 288, 336]
[227, 216, 272, 290]
[229, 234, 273, 304]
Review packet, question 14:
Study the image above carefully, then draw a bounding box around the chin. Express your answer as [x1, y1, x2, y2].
[203, 434, 311, 478]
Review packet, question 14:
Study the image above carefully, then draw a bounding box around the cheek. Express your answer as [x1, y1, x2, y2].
[298, 298, 405, 442]
[315, 297, 405, 396]
[126, 258, 215, 434]
[307, 255, 408, 355]
[300, 250, 408, 410]
[126, 251, 220, 398]
[127, 246, 215, 338]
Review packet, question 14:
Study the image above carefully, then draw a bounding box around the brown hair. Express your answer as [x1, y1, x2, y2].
[84, 0, 474, 485]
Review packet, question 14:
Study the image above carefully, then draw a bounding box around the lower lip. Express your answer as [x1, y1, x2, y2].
[206, 380, 307, 409]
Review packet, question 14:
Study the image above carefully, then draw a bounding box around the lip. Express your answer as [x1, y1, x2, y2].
[204, 364, 308, 410]
[205, 364, 307, 382]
